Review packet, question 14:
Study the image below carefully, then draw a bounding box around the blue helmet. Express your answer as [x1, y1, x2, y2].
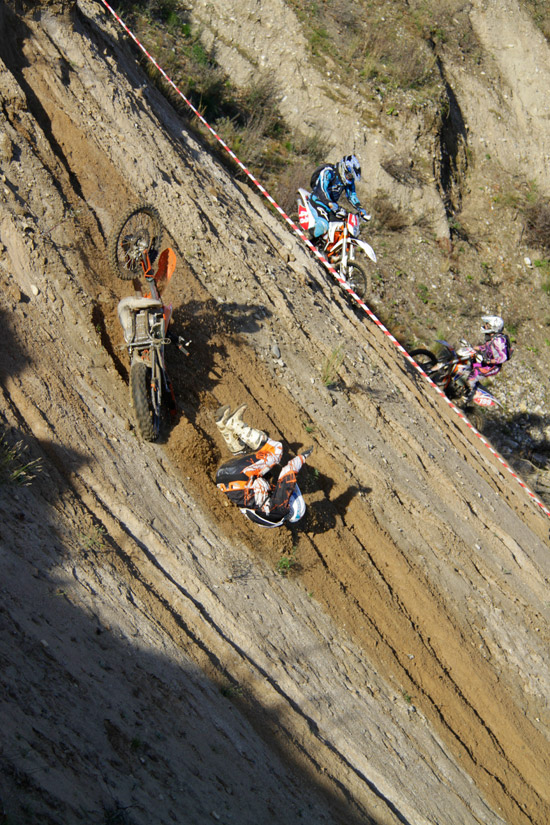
[338, 154, 361, 184]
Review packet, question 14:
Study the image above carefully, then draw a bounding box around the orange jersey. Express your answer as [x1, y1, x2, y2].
[216, 439, 283, 510]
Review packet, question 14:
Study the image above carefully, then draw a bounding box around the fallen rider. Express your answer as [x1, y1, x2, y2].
[214, 404, 313, 528]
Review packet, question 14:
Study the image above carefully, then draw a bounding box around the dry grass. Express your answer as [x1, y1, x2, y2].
[382, 157, 426, 187]
[524, 199, 550, 251]
[519, 0, 550, 41]
[0, 426, 42, 486]
[372, 191, 409, 232]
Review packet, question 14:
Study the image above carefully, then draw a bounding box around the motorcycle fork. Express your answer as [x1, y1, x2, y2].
[340, 228, 350, 274]
[155, 345, 176, 417]
[149, 349, 163, 420]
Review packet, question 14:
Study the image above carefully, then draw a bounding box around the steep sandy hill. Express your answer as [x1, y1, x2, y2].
[0, 2, 549, 824]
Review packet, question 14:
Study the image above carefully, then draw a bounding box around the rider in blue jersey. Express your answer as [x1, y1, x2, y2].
[309, 154, 370, 240]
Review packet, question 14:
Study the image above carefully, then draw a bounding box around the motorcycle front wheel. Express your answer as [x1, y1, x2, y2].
[344, 261, 370, 301]
[109, 203, 163, 280]
[409, 349, 438, 372]
[130, 359, 160, 441]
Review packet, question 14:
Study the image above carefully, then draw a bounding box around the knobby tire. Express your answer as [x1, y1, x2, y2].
[345, 260, 370, 301]
[108, 203, 163, 280]
[468, 407, 486, 434]
[409, 349, 438, 372]
[130, 359, 158, 441]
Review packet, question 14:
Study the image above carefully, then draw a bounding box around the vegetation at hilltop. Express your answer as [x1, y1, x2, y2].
[108, 0, 332, 210]
[107, 0, 550, 222]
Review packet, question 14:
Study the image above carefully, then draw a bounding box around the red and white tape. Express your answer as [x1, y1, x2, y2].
[98, 0, 550, 520]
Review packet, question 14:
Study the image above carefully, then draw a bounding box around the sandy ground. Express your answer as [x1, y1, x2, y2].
[0, 2, 549, 824]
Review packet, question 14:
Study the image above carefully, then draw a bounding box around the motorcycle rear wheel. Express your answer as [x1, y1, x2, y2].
[109, 203, 163, 280]
[130, 359, 159, 441]
[467, 407, 485, 434]
[344, 261, 370, 300]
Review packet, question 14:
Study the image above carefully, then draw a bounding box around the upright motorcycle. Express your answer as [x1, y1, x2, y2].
[296, 188, 377, 300]
[410, 339, 503, 423]
[109, 204, 187, 441]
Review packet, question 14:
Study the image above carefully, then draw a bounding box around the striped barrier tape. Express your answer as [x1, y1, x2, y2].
[98, 0, 550, 520]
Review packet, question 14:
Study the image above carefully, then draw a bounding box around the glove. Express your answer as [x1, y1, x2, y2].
[359, 207, 371, 221]
[334, 207, 346, 220]
[252, 477, 271, 507]
[300, 445, 314, 460]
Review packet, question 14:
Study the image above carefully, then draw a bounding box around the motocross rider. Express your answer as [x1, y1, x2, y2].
[462, 315, 511, 402]
[309, 154, 370, 241]
[215, 404, 313, 528]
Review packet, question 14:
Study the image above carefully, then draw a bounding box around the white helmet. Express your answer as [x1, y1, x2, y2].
[287, 485, 306, 523]
[480, 315, 504, 334]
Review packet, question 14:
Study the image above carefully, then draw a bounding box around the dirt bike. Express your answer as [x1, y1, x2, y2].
[110, 204, 188, 441]
[410, 340, 503, 426]
[296, 188, 377, 300]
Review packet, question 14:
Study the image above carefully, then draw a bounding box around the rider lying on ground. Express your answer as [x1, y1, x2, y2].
[214, 404, 312, 528]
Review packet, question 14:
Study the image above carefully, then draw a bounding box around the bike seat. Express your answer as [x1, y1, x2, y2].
[118, 296, 163, 312]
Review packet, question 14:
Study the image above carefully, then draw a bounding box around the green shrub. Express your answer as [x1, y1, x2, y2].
[276, 547, 298, 576]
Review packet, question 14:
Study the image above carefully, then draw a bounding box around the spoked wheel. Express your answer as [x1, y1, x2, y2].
[130, 359, 160, 441]
[409, 349, 438, 372]
[467, 407, 486, 434]
[108, 203, 163, 280]
[344, 261, 370, 301]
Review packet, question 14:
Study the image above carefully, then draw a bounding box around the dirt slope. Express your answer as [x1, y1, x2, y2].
[0, 2, 549, 825]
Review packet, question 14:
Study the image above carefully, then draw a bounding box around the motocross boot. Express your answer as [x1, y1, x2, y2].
[215, 405, 231, 428]
[225, 404, 267, 451]
[464, 385, 477, 406]
[215, 405, 245, 453]
[456, 373, 476, 405]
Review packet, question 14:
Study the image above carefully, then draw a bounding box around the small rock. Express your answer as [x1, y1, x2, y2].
[271, 343, 281, 358]
[30, 284, 39, 296]
[6, 283, 23, 303]
[0, 133, 13, 163]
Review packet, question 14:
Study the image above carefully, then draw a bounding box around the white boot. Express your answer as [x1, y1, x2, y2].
[215, 405, 245, 453]
[226, 404, 267, 451]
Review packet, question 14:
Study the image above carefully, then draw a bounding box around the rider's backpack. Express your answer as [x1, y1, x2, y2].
[310, 163, 334, 190]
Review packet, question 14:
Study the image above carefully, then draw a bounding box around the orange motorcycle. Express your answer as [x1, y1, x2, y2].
[410, 340, 503, 423]
[109, 204, 188, 441]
